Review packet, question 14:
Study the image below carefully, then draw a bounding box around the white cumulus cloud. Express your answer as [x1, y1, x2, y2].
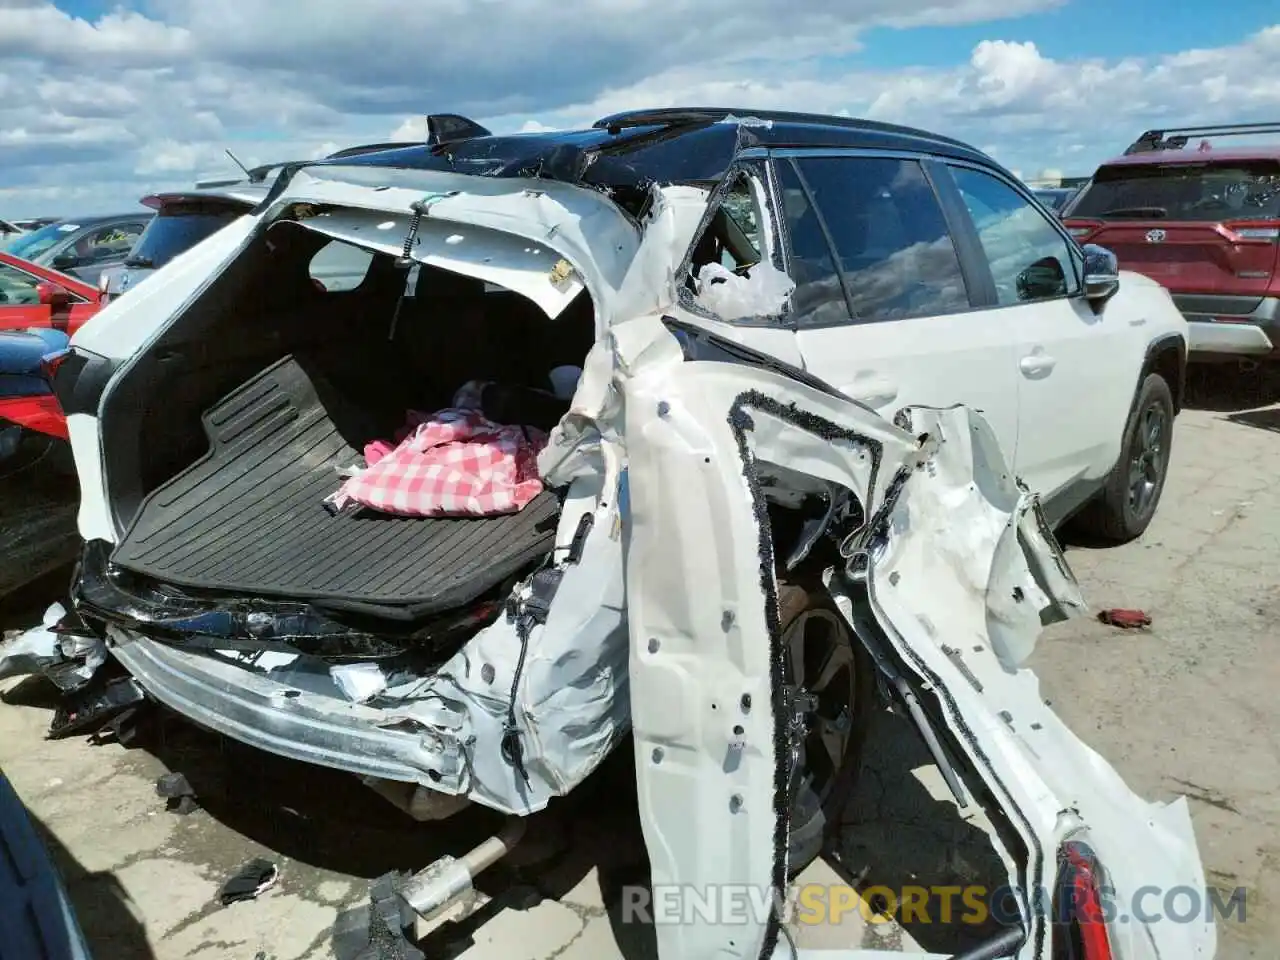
[0, 1, 1278, 218]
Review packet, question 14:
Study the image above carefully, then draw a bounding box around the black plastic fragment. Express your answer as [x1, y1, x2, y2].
[156, 772, 199, 815]
[48, 675, 146, 740]
[88, 705, 148, 747]
[567, 512, 594, 564]
[523, 568, 564, 625]
[41, 658, 95, 694]
[333, 872, 424, 960]
[218, 858, 279, 905]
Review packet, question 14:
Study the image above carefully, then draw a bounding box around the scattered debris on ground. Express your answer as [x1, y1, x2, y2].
[332, 872, 424, 960]
[219, 858, 280, 906]
[155, 772, 199, 815]
[1096, 607, 1153, 629]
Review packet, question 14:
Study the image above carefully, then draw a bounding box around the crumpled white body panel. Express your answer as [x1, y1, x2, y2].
[612, 313, 1213, 960]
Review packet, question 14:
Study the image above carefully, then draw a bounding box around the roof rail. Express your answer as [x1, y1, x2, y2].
[1124, 122, 1280, 155]
[591, 106, 977, 153]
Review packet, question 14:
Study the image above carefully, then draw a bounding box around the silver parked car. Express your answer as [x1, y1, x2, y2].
[4, 214, 153, 288]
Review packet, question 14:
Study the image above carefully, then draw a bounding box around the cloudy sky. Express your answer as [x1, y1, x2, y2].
[2, 0, 1279, 218]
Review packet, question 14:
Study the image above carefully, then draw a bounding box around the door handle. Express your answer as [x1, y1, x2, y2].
[1019, 353, 1056, 378]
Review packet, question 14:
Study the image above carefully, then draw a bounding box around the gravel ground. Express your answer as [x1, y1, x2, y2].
[1, 365, 1276, 959]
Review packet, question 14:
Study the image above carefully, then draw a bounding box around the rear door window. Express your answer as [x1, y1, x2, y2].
[949, 166, 1081, 306]
[778, 155, 971, 326]
[79, 222, 147, 263]
[1070, 161, 1280, 221]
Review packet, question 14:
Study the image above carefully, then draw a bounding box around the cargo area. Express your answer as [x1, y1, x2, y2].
[100, 218, 595, 617]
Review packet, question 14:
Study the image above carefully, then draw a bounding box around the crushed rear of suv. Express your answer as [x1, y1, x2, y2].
[1064, 122, 1280, 362]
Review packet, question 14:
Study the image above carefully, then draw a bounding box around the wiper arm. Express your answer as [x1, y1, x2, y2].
[1098, 205, 1168, 218]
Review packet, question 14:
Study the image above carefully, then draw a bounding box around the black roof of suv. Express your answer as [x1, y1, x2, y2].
[310, 108, 994, 198]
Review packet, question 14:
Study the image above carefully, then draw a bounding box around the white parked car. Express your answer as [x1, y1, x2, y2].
[44, 109, 1206, 959]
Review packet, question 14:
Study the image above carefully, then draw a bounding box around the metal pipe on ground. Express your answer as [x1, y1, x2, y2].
[397, 817, 528, 922]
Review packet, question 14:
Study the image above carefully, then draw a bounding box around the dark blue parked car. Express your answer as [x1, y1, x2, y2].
[0, 772, 92, 959]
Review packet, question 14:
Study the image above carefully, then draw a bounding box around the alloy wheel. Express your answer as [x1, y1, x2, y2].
[1128, 401, 1167, 519]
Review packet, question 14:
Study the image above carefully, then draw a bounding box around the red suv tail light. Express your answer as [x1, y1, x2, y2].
[1053, 840, 1114, 960]
[1220, 221, 1280, 242]
[1064, 219, 1101, 241]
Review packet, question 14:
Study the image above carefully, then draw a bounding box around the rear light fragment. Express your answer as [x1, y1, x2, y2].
[1052, 840, 1114, 960]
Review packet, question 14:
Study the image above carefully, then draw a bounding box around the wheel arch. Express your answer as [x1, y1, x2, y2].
[1142, 332, 1187, 414]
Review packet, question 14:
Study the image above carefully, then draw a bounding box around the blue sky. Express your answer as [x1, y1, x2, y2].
[858, 0, 1279, 65]
[2, 0, 1279, 217]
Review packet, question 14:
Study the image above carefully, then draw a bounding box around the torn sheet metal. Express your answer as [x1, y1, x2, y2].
[850, 404, 1213, 960]
[615, 312, 931, 960]
[615, 314, 1210, 960]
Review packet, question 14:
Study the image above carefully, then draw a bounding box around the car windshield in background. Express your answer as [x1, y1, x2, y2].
[1070, 161, 1280, 221]
[6, 222, 72, 261]
[1032, 189, 1074, 212]
[126, 207, 243, 268]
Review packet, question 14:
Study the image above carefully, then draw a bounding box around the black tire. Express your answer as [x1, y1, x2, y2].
[1075, 372, 1174, 544]
[778, 581, 876, 876]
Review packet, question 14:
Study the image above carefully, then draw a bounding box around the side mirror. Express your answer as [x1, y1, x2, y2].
[36, 281, 73, 308]
[50, 251, 79, 270]
[1082, 244, 1120, 303]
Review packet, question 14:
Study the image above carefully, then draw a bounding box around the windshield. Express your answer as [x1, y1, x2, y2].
[1033, 190, 1073, 212]
[126, 207, 243, 268]
[6, 222, 75, 261]
[1070, 161, 1280, 221]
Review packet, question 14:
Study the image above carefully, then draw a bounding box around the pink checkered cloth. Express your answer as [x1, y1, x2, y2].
[325, 382, 548, 518]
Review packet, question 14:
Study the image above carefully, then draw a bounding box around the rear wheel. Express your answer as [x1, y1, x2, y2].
[779, 581, 875, 875]
[1076, 372, 1174, 544]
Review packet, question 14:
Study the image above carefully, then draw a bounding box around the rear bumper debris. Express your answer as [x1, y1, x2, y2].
[107, 628, 471, 789]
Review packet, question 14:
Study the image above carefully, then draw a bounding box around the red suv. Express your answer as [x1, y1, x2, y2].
[1064, 122, 1280, 363]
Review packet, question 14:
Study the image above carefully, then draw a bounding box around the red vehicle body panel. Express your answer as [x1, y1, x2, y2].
[0, 252, 102, 440]
[0, 396, 68, 440]
[0, 251, 104, 335]
[1066, 219, 1279, 299]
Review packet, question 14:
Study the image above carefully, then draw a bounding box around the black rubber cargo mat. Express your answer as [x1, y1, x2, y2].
[110, 355, 560, 613]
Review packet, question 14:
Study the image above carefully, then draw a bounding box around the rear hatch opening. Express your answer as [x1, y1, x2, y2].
[75, 202, 636, 815]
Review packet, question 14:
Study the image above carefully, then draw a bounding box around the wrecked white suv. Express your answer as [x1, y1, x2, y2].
[46, 109, 1206, 958]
